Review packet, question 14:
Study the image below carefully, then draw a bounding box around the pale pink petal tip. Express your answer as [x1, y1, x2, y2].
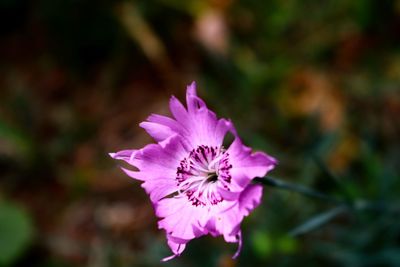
[187, 81, 197, 95]
[232, 232, 242, 259]
[161, 254, 177, 262]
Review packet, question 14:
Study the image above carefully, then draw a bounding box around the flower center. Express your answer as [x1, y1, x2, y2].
[206, 172, 218, 183]
[176, 145, 232, 207]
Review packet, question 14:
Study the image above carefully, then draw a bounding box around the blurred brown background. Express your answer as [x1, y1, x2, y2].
[0, 0, 399, 266]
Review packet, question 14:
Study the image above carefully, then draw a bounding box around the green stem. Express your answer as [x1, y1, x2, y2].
[255, 176, 400, 214]
[254, 176, 344, 205]
[312, 156, 353, 203]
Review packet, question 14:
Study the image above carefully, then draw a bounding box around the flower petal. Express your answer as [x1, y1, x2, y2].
[139, 121, 175, 142]
[232, 231, 242, 259]
[186, 82, 207, 113]
[238, 184, 263, 217]
[206, 184, 263, 240]
[161, 236, 187, 262]
[169, 95, 189, 125]
[228, 138, 277, 189]
[141, 178, 177, 202]
[156, 197, 206, 240]
[147, 114, 183, 133]
[109, 149, 137, 164]
[140, 83, 236, 149]
[111, 135, 187, 201]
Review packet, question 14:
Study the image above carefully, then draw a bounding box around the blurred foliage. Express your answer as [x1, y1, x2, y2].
[0, 201, 34, 266]
[0, 0, 399, 266]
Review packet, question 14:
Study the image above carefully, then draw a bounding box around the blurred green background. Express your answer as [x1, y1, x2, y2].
[0, 0, 399, 266]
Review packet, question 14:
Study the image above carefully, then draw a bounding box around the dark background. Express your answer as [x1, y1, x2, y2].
[0, 0, 399, 266]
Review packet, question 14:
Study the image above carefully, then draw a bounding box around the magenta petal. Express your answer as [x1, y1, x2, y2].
[147, 114, 184, 134]
[214, 118, 235, 145]
[218, 187, 241, 201]
[205, 184, 263, 253]
[139, 121, 175, 142]
[169, 82, 235, 148]
[186, 81, 197, 95]
[216, 207, 242, 239]
[228, 138, 277, 189]
[155, 196, 185, 218]
[156, 197, 206, 240]
[112, 135, 187, 200]
[120, 167, 145, 181]
[141, 83, 236, 150]
[232, 231, 242, 259]
[238, 184, 263, 216]
[189, 109, 219, 147]
[161, 237, 187, 262]
[186, 85, 207, 113]
[203, 202, 240, 238]
[109, 149, 137, 164]
[169, 95, 189, 124]
[161, 254, 177, 262]
[141, 178, 177, 202]
[134, 136, 185, 172]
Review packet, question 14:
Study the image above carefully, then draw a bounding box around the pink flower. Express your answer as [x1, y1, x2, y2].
[110, 82, 277, 261]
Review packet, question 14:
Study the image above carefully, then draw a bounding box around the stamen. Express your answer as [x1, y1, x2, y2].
[175, 145, 232, 206]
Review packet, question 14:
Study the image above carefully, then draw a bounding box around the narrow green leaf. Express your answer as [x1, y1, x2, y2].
[289, 206, 347, 236]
